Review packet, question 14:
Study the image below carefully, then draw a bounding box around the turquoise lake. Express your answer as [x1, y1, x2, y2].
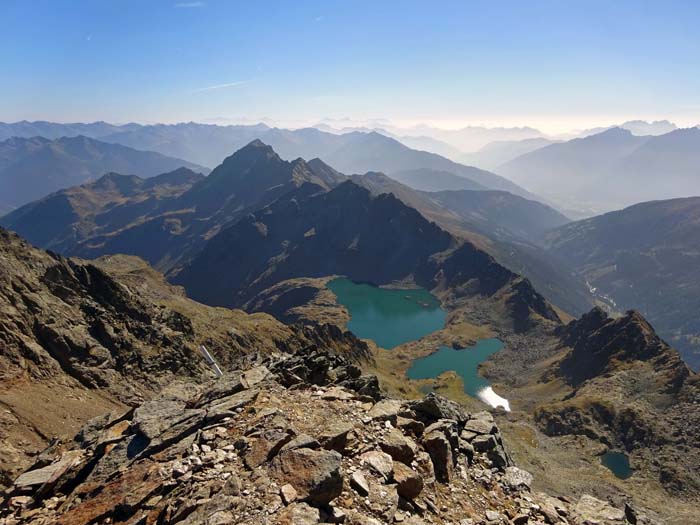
[406, 339, 504, 398]
[327, 277, 446, 349]
[328, 278, 509, 409]
[601, 452, 633, 480]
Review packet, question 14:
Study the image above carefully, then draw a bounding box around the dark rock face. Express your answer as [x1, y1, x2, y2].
[558, 308, 690, 391]
[2, 140, 344, 272]
[173, 180, 454, 307]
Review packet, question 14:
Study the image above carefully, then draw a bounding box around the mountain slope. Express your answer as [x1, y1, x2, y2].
[173, 179, 561, 337]
[349, 172, 592, 317]
[542, 197, 700, 369]
[1, 141, 344, 272]
[261, 129, 537, 199]
[0, 227, 367, 485]
[536, 308, 700, 498]
[0, 136, 208, 211]
[459, 137, 557, 170]
[501, 126, 700, 215]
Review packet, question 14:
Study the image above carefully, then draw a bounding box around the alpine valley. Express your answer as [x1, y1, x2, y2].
[1, 130, 699, 525]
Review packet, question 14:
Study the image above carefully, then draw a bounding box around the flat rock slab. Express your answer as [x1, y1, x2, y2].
[14, 451, 83, 489]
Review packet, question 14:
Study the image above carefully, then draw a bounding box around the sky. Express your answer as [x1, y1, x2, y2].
[2, 0, 700, 134]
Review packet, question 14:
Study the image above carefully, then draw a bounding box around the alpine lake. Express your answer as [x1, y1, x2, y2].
[327, 278, 509, 410]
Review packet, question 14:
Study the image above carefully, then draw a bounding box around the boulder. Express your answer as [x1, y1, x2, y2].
[318, 422, 354, 453]
[350, 470, 370, 496]
[278, 502, 321, 525]
[269, 448, 343, 504]
[366, 399, 403, 423]
[393, 462, 423, 499]
[502, 466, 533, 490]
[359, 450, 394, 481]
[423, 430, 454, 482]
[463, 412, 497, 435]
[379, 428, 418, 464]
[573, 495, 626, 524]
[408, 393, 469, 425]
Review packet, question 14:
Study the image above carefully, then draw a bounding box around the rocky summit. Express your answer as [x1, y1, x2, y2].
[0, 348, 643, 525]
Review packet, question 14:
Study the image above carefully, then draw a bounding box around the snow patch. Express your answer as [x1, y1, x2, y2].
[477, 386, 510, 411]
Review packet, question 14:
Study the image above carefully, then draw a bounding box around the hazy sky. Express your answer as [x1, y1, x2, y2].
[2, 0, 700, 133]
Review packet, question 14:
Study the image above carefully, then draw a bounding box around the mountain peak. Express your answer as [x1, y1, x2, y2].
[559, 308, 692, 390]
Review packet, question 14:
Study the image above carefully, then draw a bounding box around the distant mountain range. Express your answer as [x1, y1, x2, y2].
[458, 137, 558, 170]
[0, 135, 208, 213]
[0, 120, 539, 203]
[542, 196, 700, 370]
[1, 141, 596, 317]
[1, 141, 343, 271]
[577, 119, 678, 138]
[499, 126, 700, 216]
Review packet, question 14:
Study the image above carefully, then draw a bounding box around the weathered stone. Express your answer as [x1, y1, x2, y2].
[241, 366, 270, 388]
[279, 433, 320, 453]
[359, 450, 394, 481]
[243, 428, 294, 469]
[573, 495, 626, 523]
[472, 434, 497, 452]
[13, 451, 83, 490]
[393, 461, 423, 499]
[408, 393, 469, 425]
[269, 448, 343, 504]
[346, 511, 383, 525]
[397, 416, 425, 437]
[365, 478, 399, 521]
[379, 428, 418, 464]
[318, 422, 354, 453]
[278, 502, 321, 525]
[423, 431, 454, 482]
[350, 470, 370, 496]
[366, 399, 403, 422]
[503, 466, 533, 490]
[280, 483, 298, 505]
[463, 412, 496, 435]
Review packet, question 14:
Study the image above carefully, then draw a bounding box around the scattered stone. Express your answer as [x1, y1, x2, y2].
[270, 448, 343, 504]
[350, 470, 370, 496]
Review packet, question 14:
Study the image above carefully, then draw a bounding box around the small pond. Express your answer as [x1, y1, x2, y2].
[601, 451, 633, 479]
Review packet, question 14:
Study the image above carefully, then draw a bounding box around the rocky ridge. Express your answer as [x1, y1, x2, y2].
[0, 228, 368, 487]
[0, 348, 643, 525]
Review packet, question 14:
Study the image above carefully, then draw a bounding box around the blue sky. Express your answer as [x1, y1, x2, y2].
[2, 0, 700, 132]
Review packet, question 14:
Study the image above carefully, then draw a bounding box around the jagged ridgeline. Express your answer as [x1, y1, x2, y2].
[0, 228, 369, 486]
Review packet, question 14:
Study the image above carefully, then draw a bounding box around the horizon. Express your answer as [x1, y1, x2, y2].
[4, 0, 700, 135]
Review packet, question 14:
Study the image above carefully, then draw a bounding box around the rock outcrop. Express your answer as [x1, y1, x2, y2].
[0, 350, 640, 525]
[0, 229, 369, 487]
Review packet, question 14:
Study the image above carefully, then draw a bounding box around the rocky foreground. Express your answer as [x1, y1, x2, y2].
[1, 349, 647, 525]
